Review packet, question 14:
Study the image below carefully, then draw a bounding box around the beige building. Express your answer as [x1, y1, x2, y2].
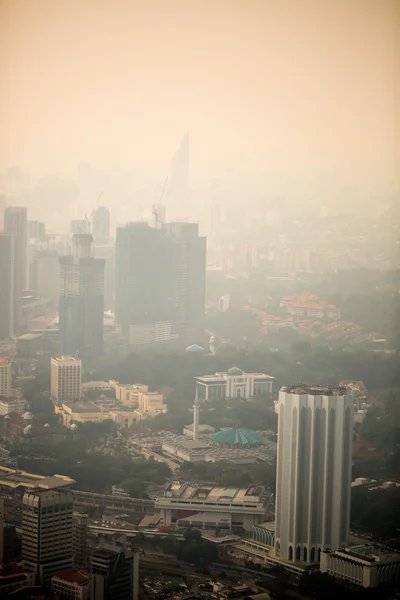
[22, 489, 74, 584]
[107, 408, 140, 428]
[0, 358, 12, 397]
[114, 382, 148, 405]
[134, 391, 167, 420]
[55, 401, 105, 428]
[0, 395, 26, 415]
[51, 356, 82, 403]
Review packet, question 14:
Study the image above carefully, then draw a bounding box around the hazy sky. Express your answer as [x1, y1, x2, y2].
[0, 0, 399, 194]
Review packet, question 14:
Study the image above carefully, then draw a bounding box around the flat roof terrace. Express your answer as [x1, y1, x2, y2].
[164, 481, 266, 505]
[0, 466, 75, 490]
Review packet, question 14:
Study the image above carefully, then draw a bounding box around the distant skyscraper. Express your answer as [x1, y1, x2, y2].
[115, 221, 206, 346]
[92, 206, 110, 242]
[94, 243, 115, 310]
[0, 233, 14, 340]
[115, 222, 180, 346]
[4, 206, 27, 330]
[169, 134, 190, 220]
[274, 385, 354, 564]
[164, 222, 206, 343]
[0, 193, 6, 230]
[27, 220, 46, 240]
[59, 234, 105, 356]
[22, 489, 74, 584]
[30, 250, 60, 307]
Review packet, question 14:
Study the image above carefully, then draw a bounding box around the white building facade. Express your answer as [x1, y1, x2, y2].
[195, 367, 274, 402]
[0, 396, 26, 415]
[274, 385, 354, 563]
[50, 356, 82, 403]
[320, 545, 400, 588]
[0, 359, 12, 397]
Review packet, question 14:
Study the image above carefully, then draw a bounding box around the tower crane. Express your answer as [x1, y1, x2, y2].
[152, 176, 168, 228]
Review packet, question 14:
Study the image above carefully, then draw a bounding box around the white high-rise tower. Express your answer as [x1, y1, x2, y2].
[192, 388, 200, 441]
[274, 385, 353, 564]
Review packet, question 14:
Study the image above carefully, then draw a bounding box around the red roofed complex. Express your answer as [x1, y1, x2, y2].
[51, 569, 89, 600]
[280, 293, 341, 320]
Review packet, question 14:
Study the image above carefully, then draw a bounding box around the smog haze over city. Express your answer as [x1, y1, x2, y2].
[1, 0, 399, 225]
[0, 1, 400, 599]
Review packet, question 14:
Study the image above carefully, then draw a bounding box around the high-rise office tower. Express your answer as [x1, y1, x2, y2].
[4, 206, 27, 330]
[115, 222, 181, 346]
[93, 206, 110, 243]
[274, 385, 354, 564]
[0, 233, 14, 340]
[50, 356, 82, 403]
[27, 220, 46, 240]
[169, 134, 190, 220]
[115, 222, 206, 346]
[59, 234, 105, 356]
[93, 244, 115, 311]
[0, 358, 12, 397]
[89, 540, 138, 600]
[30, 250, 60, 307]
[73, 512, 88, 568]
[22, 489, 74, 584]
[0, 193, 6, 229]
[165, 222, 206, 343]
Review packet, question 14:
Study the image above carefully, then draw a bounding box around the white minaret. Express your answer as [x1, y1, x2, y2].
[274, 385, 354, 564]
[192, 388, 200, 441]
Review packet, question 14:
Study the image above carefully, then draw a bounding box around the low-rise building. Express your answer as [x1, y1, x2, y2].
[51, 569, 90, 599]
[82, 380, 116, 394]
[320, 544, 400, 588]
[0, 567, 35, 596]
[0, 395, 26, 415]
[280, 293, 341, 320]
[195, 367, 274, 402]
[55, 401, 105, 428]
[114, 383, 148, 405]
[155, 481, 270, 532]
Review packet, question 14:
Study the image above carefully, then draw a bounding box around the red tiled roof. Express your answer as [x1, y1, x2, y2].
[53, 570, 89, 584]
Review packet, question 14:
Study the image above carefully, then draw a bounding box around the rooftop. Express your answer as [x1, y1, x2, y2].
[17, 333, 43, 341]
[196, 370, 274, 383]
[0, 396, 21, 404]
[280, 384, 350, 396]
[164, 481, 266, 504]
[51, 356, 81, 364]
[330, 544, 400, 564]
[0, 466, 75, 490]
[209, 428, 263, 446]
[63, 401, 102, 413]
[53, 569, 89, 584]
[0, 358, 10, 366]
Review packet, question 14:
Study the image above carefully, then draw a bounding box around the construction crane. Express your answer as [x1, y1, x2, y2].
[152, 176, 168, 228]
[84, 191, 104, 232]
